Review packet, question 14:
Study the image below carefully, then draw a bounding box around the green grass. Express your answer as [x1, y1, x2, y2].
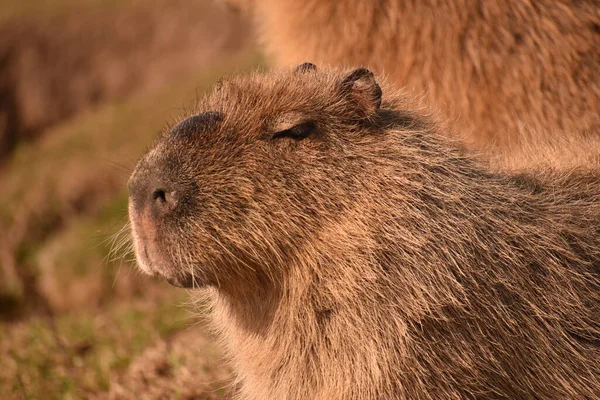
[0, 293, 191, 399]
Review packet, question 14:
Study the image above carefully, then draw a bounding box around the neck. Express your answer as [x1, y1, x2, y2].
[207, 223, 398, 399]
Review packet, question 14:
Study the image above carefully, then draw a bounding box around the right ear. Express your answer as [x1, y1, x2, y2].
[294, 62, 317, 73]
[337, 68, 382, 117]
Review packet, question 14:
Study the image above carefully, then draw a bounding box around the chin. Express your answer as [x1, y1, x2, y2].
[132, 243, 207, 289]
[130, 232, 202, 289]
[165, 272, 206, 289]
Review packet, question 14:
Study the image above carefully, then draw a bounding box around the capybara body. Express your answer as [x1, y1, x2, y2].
[231, 0, 600, 151]
[128, 66, 600, 399]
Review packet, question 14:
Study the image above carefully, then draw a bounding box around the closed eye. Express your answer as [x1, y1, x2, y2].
[272, 121, 316, 140]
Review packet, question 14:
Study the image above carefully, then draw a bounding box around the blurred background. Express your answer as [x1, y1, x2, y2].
[0, 1, 261, 398]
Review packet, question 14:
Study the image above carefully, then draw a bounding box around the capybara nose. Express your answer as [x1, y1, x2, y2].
[128, 175, 178, 215]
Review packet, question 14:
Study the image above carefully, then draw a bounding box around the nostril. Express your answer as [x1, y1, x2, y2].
[152, 188, 177, 211]
[153, 189, 167, 204]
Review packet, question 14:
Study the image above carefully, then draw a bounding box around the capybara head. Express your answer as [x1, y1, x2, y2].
[128, 64, 401, 288]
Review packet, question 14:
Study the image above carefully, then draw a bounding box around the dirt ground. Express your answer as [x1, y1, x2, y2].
[0, 1, 260, 398]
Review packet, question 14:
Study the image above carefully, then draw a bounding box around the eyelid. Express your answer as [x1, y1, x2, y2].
[272, 121, 316, 140]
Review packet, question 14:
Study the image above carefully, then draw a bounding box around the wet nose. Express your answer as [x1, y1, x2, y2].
[129, 177, 178, 215]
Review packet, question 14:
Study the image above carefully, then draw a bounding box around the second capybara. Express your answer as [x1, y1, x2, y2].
[228, 0, 600, 152]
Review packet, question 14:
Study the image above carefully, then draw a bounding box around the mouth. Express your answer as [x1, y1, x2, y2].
[135, 242, 204, 289]
[133, 234, 203, 289]
[129, 203, 205, 289]
[165, 273, 203, 289]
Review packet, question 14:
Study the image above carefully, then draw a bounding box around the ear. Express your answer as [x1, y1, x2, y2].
[337, 68, 382, 116]
[294, 62, 317, 73]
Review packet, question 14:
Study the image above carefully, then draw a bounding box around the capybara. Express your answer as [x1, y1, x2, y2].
[128, 65, 600, 399]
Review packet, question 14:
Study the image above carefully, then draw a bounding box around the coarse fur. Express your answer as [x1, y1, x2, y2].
[128, 66, 600, 399]
[228, 0, 600, 152]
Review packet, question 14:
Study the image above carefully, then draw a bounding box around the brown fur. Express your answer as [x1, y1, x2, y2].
[229, 0, 600, 152]
[128, 66, 600, 399]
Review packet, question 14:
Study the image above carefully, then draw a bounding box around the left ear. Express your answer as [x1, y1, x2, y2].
[337, 68, 382, 117]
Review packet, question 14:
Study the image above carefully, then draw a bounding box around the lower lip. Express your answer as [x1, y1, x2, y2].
[166, 274, 200, 289]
